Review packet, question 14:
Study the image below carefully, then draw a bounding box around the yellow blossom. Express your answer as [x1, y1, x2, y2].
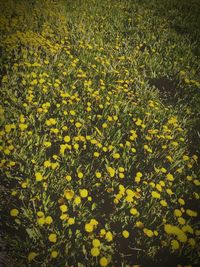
[51, 251, 58, 258]
[48, 233, 57, 243]
[151, 191, 161, 199]
[79, 189, 88, 198]
[68, 218, 75, 225]
[107, 166, 115, 178]
[28, 252, 37, 262]
[85, 223, 93, 233]
[10, 209, 19, 217]
[122, 230, 129, 238]
[35, 172, 43, 182]
[105, 231, 113, 241]
[45, 216, 53, 224]
[186, 209, 197, 217]
[60, 205, 68, 213]
[91, 247, 100, 257]
[171, 240, 179, 250]
[74, 196, 81, 205]
[99, 257, 108, 266]
[92, 239, 101, 247]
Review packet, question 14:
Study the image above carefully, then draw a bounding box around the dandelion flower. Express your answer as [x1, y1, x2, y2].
[151, 191, 161, 199]
[51, 250, 58, 258]
[68, 218, 75, 225]
[171, 240, 179, 250]
[122, 230, 129, 238]
[10, 209, 19, 217]
[92, 239, 101, 247]
[60, 205, 68, 213]
[48, 233, 57, 243]
[35, 172, 43, 182]
[107, 167, 115, 178]
[85, 223, 93, 233]
[99, 257, 108, 266]
[79, 189, 88, 198]
[45, 216, 53, 225]
[28, 252, 37, 262]
[77, 172, 84, 179]
[91, 247, 100, 257]
[186, 209, 197, 217]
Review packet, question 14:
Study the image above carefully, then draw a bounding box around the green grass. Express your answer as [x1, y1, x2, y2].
[0, 0, 200, 266]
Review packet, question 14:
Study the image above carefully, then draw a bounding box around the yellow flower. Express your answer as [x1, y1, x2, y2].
[75, 122, 82, 128]
[94, 152, 100, 157]
[126, 195, 134, 203]
[48, 233, 57, 243]
[136, 172, 142, 178]
[151, 191, 161, 199]
[135, 221, 144, 228]
[64, 190, 74, 200]
[85, 223, 93, 233]
[51, 250, 58, 258]
[95, 172, 102, 178]
[64, 135, 71, 142]
[177, 217, 185, 225]
[79, 189, 88, 198]
[65, 175, 72, 181]
[105, 231, 113, 241]
[70, 110, 76, 115]
[130, 208, 138, 215]
[171, 240, 179, 250]
[92, 239, 101, 247]
[74, 196, 81, 205]
[143, 228, 153, 237]
[19, 123, 28, 131]
[177, 232, 187, 243]
[68, 218, 75, 225]
[60, 205, 68, 213]
[49, 118, 57, 125]
[113, 153, 120, 159]
[28, 252, 37, 262]
[119, 173, 125, 179]
[122, 230, 129, 238]
[60, 214, 69, 220]
[91, 247, 100, 257]
[174, 209, 182, 217]
[156, 184, 162, 192]
[100, 229, 106, 236]
[44, 141, 51, 147]
[10, 209, 19, 217]
[186, 209, 197, 217]
[45, 216, 53, 225]
[160, 200, 167, 207]
[77, 172, 84, 179]
[178, 198, 185, 205]
[99, 257, 108, 266]
[166, 188, 173, 195]
[35, 172, 43, 182]
[118, 167, 124, 173]
[44, 160, 51, 168]
[107, 166, 115, 178]
[37, 217, 45, 225]
[166, 173, 174, 181]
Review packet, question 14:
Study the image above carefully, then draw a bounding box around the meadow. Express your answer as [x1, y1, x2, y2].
[0, 0, 200, 266]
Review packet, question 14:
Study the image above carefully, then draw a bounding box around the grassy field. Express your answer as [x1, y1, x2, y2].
[0, 0, 200, 266]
